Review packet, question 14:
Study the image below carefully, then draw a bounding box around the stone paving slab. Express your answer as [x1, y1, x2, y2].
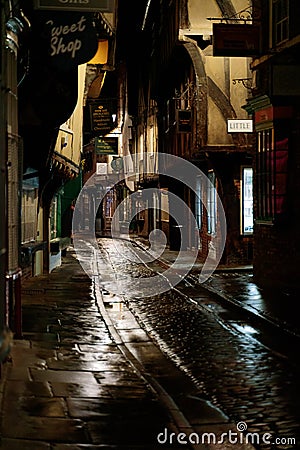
[0, 438, 51, 449]
[50, 382, 112, 398]
[19, 397, 67, 417]
[30, 368, 100, 384]
[86, 416, 166, 446]
[3, 380, 52, 397]
[2, 415, 87, 442]
[46, 358, 122, 372]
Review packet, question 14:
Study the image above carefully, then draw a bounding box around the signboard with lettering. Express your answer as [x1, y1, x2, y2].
[176, 109, 192, 133]
[38, 12, 98, 70]
[90, 99, 117, 136]
[34, 0, 115, 12]
[213, 24, 260, 57]
[95, 137, 118, 155]
[111, 157, 123, 172]
[96, 163, 108, 175]
[227, 119, 253, 133]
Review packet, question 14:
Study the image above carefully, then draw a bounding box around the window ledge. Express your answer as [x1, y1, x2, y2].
[254, 219, 274, 226]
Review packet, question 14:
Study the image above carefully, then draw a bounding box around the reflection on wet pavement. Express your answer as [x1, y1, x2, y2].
[98, 238, 300, 449]
[0, 247, 173, 449]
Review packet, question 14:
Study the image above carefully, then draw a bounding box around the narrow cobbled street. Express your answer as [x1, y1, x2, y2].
[96, 237, 300, 450]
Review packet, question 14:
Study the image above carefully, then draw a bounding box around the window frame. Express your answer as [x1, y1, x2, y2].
[195, 175, 202, 230]
[256, 127, 289, 223]
[241, 166, 254, 235]
[207, 170, 217, 235]
[272, 0, 289, 46]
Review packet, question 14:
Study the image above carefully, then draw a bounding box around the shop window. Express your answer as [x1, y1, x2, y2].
[195, 176, 202, 229]
[257, 129, 288, 221]
[207, 171, 217, 235]
[272, 0, 289, 45]
[241, 167, 253, 234]
[21, 189, 38, 243]
[50, 197, 58, 240]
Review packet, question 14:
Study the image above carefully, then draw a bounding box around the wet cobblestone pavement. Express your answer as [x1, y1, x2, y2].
[96, 238, 300, 450]
[0, 248, 178, 449]
[203, 272, 300, 338]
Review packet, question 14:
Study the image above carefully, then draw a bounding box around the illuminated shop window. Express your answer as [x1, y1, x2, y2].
[195, 176, 202, 229]
[207, 171, 217, 235]
[241, 167, 253, 234]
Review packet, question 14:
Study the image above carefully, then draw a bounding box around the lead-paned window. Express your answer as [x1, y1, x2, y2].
[272, 0, 289, 45]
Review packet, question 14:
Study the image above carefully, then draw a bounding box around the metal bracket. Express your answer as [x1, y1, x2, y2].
[232, 78, 253, 90]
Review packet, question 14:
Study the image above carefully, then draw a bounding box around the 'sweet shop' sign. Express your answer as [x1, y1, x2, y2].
[42, 12, 98, 69]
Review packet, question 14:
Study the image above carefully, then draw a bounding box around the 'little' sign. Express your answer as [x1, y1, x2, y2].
[227, 119, 253, 133]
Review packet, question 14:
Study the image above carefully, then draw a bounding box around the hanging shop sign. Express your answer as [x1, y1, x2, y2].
[111, 157, 123, 172]
[176, 109, 192, 133]
[90, 99, 117, 135]
[95, 137, 118, 155]
[96, 163, 108, 175]
[213, 24, 260, 57]
[39, 12, 98, 69]
[34, 0, 115, 13]
[227, 119, 253, 133]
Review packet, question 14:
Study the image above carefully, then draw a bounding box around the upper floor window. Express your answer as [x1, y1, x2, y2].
[256, 128, 288, 221]
[272, 0, 289, 45]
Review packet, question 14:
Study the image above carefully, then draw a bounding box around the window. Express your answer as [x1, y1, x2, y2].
[207, 171, 217, 234]
[272, 0, 289, 45]
[50, 196, 58, 240]
[195, 176, 202, 229]
[241, 168, 253, 234]
[257, 129, 288, 221]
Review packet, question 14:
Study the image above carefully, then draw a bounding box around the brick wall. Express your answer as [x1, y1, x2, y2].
[253, 112, 300, 289]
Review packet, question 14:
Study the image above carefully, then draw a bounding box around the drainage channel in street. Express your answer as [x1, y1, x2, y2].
[93, 279, 204, 450]
[91, 246, 256, 450]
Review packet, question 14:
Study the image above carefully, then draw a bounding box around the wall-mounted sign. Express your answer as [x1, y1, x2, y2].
[111, 157, 123, 172]
[90, 99, 117, 135]
[176, 109, 192, 133]
[213, 24, 260, 57]
[254, 106, 293, 130]
[96, 163, 108, 175]
[40, 12, 98, 69]
[227, 119, 253, 133]
[95, 137, 118, 155]
[34, 0, 115, 12]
